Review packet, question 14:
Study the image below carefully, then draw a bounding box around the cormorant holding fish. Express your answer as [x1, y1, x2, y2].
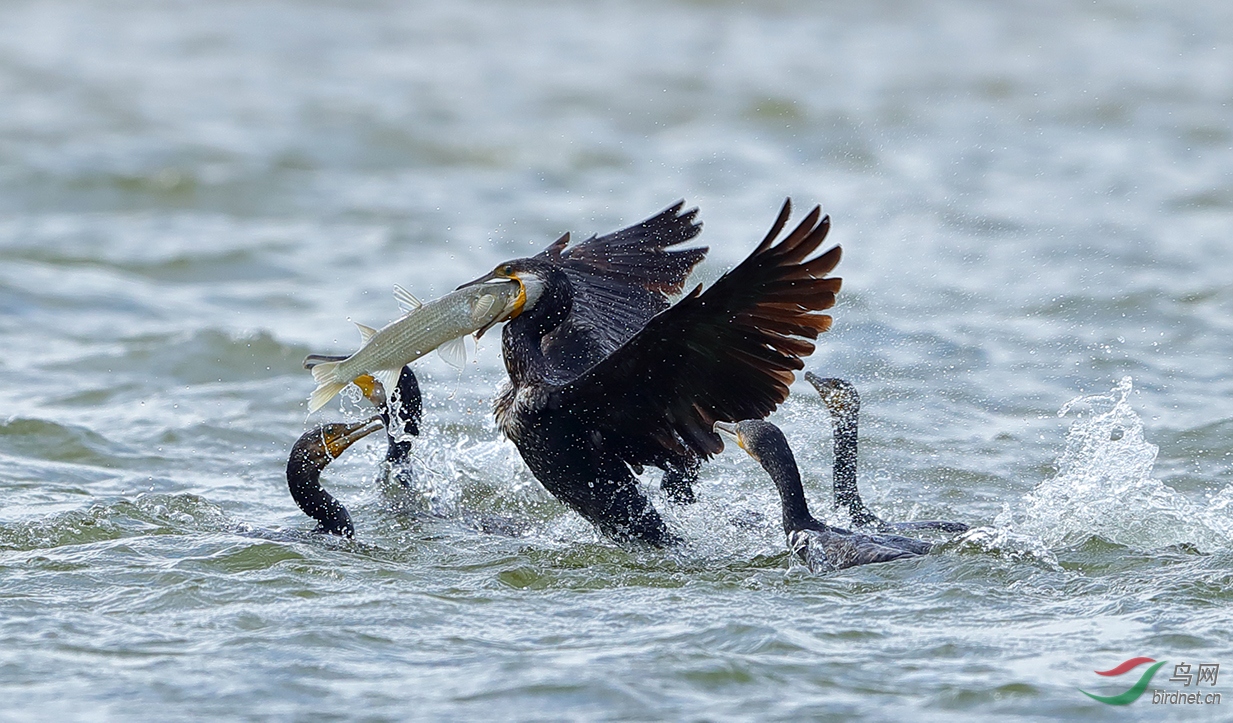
[805, 373, 969, 534]
[473, 201, 709, 505]
[460, 199, 841, 546]
[714, 419, 929, 572]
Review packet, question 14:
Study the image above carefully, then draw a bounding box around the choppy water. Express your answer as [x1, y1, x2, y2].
[2, 1, 1232, 720]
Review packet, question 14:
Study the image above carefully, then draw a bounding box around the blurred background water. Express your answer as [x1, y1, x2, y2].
[1, 0, 1232, 720]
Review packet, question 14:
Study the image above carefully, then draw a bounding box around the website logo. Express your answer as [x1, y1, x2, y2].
[1080, 657, 1222, 706]
[1080, 657, 1166, 705]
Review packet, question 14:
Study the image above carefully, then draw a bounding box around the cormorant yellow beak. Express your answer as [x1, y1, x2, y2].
[352, 374, 376, 398]
[351, 374, 388, 408]
[458, 265, 526, 338]
[322, 416, 384, 459]
[712, 421, 746, 453]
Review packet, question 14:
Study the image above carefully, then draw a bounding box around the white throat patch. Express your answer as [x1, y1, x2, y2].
[519, 274, 546, 310]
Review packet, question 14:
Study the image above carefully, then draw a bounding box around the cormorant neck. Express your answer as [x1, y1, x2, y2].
[502, 269, 572, 385]
[286, 444, 354, 538]
[830, 405, 878, 527]
[384, 436, 414, 466]
[760, 442, 817, 534]
[380, 369, 421, 464]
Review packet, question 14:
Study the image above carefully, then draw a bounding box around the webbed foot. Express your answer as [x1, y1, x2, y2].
[659, 459, 699, 505]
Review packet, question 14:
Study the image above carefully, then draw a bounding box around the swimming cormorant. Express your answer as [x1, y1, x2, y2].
[353, 365, 422, 488]
[286, 366, 422, 537]
[286, 415, 384, 538]
[460, 199, 842, 546]
[288, 365, 528, 538]
[805, 373, 969, 534]
[713, 419, 928, 571]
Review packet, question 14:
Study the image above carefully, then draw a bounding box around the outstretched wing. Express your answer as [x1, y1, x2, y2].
[537, 202, 707, 374]
[544, 200, 707, 295]
[553, 199, 841, 457]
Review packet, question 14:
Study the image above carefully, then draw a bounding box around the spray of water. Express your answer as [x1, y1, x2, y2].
[1005, 377, 1231, 552]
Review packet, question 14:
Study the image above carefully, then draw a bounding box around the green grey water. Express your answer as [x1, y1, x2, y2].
[1, 0, 1232, 720]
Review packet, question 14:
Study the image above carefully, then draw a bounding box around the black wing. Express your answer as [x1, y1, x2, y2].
[537, 202, 707, 375]
[553, 199, 841, 457]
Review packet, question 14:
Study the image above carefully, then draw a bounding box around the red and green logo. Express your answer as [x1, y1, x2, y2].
[1080, 657, 1166, 705]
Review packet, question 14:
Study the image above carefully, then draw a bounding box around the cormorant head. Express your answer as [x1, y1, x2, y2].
[804, 373, 860, 420]
[289, 416, 385, 474]
[715, 419, 805, 486]
[352, 373, 384, 408]
[458, 257, 570, 336]
[714, 419, 793, 468]
[715, 419, 812, 530]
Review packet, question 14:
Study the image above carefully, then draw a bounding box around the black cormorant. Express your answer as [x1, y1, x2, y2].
[471, 201, 709, 505]
[805, 373, 969, 534]
[353, 365, 422, 488]
[713, 419, 928, 572]
[286, 416, 383, 538]
[460, 199, 842, 546]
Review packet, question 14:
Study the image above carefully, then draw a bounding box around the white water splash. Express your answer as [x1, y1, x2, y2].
[945, 524, 1062, 569]
[1005, 377, 1232, 552]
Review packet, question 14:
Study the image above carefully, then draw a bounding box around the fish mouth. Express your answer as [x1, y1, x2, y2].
[323, 416, 385, 459]
[712, 421, 744, 451]
[458, 272, 524, 338]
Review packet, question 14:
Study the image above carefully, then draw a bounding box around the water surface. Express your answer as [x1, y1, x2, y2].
[2, 1, 1232, 720]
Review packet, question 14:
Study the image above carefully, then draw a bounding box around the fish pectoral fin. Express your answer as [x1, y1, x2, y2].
[393, 284, 423, 314]
[437, 336, 467, 370]
[354, 322, 379, 344]
[471, 292, 496, 321]
[373, 368, 401, 397]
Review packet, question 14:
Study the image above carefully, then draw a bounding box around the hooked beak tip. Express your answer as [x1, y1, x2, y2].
[456, 271, 499, 291]
[713, 421, 742, 451]
[326, 416, 385, 456]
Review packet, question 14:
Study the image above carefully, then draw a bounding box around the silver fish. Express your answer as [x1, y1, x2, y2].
[304, 280, 520, 413]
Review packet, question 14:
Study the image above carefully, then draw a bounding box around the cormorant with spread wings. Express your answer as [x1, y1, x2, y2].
[461, 200, 840, 545]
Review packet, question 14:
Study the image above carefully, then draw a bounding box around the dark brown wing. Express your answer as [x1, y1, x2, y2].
[553, 199, 841, 457]
[541, 200, 706, 295]
[538, 201, 708, 376]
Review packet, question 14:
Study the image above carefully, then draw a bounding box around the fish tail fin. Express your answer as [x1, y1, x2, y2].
[308, 362, 348, 413]
[304, 354, 348, 370]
